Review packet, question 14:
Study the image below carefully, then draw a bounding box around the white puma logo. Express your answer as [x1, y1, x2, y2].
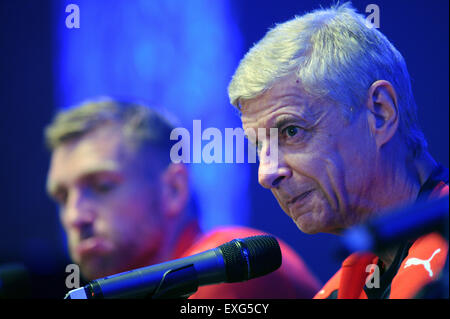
[404, 248, 441, 278]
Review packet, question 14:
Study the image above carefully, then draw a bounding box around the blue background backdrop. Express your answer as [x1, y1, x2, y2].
[0, 0, 448, 298]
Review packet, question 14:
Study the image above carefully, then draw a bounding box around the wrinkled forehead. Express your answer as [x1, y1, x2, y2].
[240, 75, 321, 131]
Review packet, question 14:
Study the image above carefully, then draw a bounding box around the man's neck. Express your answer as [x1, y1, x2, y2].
[410, 151, 438, 190]
[377, 151, 437, 270]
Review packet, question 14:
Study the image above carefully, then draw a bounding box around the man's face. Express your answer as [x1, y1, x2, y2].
[241, 75, 378, 235]
[47, 123, 166, 280]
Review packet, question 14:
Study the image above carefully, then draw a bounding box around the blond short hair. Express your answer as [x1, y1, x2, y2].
[228, 2, 427, 157]
[45, 98, 175, 162]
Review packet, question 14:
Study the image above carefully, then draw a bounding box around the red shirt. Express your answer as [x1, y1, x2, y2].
[315, 165, 449, 299]
[173, 224, 321, 299]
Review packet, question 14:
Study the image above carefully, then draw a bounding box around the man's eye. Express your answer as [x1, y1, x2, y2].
[93, 181, 117, 194]
[282, 125, 300, 137]
[55, 196, 67, 206]
[55, 192, 68, 206]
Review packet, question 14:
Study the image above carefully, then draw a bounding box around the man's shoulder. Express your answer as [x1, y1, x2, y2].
[314, 232, 448, 299]
[184, 225, 322, 298]
[183, 225, 310, 269]
[313, 269, 342, 299]
[176, 225, 259, 258]
[390, 232, 448, 298]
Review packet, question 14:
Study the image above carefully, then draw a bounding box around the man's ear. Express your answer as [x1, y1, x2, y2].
[160, 163, 190, 218]
[365, 80, 399, 149]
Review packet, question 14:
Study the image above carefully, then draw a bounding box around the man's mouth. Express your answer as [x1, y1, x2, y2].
[75, 237, 112, 257]
[288, 189, 314, 207]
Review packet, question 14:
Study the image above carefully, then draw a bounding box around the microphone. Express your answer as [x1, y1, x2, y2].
[65, 235, 282, 299]
[340, 195, 449, 255]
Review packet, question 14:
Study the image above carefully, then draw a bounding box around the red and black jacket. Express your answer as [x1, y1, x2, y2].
[315, 164, 449, 299]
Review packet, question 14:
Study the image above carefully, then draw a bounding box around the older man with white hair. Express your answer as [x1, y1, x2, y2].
[228, 3, 448, 299]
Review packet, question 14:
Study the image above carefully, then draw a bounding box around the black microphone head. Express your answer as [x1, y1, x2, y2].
[218, 235, 282, 283]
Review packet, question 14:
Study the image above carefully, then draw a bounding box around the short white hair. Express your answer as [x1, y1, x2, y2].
[228, 2, 427, 157]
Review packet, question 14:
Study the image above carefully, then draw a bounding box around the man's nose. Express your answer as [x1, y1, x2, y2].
[257, 142, 291, 189]
[63, 189, 95, 230]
